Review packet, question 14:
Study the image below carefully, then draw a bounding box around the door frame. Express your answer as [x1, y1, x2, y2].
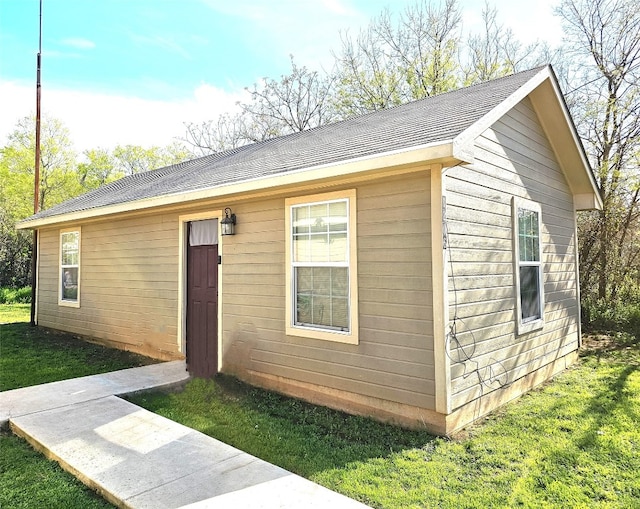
[177, 210, 223, 371]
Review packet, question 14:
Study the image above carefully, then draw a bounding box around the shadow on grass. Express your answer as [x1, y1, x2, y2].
[508, 332, 640, 505]
[129, 373, 440, 480]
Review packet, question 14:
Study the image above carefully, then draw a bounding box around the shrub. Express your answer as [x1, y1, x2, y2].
[0, 287, 32, 304]
[582, 297, 640, 338]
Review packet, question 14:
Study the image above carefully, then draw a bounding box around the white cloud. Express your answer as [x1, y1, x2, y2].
[60, 38, 96, 50]
[0, 80, 246, 153]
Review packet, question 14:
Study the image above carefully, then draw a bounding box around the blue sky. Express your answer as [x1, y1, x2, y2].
[0, 0, 564, 152]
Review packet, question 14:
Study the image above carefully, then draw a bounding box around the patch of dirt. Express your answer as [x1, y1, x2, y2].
[581, 333, 620, 352]
[581, 331, 638, 355]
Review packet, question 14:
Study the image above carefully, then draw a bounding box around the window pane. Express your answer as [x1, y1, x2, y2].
[313, 267, 331, 294]
[61, 232, 79, 265]
[328, 232, 347, 262]
[62, 249, 78, 266]
[296, 267, 312, 292]
[518, 208, 539, 262]
[520, 266, 540, 321]
[62, 231, 78, 249]
[519, 235, 527, 262]
[293, 234, 310, 262]
[62, 267, 79, 301]
[292, 206, 310, 235]
[295, 266, 349, 331]
[331, 266, 348, 296]
[329, 201, 347, 232]
[310, 203, 328, 233]
[296, 294, 312, 324]
[311, 296, 331, 326]
[310, 233, 330, 262]
[531, 235, 539, 262]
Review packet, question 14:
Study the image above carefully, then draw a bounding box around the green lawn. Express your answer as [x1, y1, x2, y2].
[0, 306, 156, 509]
[0, 303, 31, 324]
[1, 302, 639, 508]
[0, 322, 156, 392]
[128, 332, 640, 508]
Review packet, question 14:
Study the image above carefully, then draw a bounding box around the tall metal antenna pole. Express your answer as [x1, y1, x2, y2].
[30, 0, 43, 326]
[34, 0, 42, 213]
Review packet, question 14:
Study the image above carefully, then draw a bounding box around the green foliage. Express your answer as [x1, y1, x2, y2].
[0, 287, 31, 304]
[77, 142, 190, 191]
[582, 298, 640, 338]
[0, 115, 191, 288]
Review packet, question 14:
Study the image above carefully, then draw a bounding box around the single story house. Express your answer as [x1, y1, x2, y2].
[18, 65, 601, 435]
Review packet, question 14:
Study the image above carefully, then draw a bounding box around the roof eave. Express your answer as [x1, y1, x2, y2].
[528, 70, 602, 211]
[17, 140, 460, 230]
[454, 65, 602, 211]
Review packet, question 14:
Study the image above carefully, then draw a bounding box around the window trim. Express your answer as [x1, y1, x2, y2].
[59, 227, 81, 308]
[285, 189, 358, 344]
[512, 197, 544, 334]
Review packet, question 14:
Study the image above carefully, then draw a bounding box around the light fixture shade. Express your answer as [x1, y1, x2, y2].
[221, 208, 236, 235]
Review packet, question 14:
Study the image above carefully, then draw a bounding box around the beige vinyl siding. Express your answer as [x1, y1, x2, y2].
[445, 96, 579, 410]
[37, 214, 181, 358]
[222, 173, 436, 409]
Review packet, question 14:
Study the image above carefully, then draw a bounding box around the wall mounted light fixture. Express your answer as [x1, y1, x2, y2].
[221, 207, 236, 236]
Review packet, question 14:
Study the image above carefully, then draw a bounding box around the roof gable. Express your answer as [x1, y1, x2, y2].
[18, 65, 600, 229]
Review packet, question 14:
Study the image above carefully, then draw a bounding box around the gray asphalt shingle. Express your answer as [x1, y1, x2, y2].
[23, 66, 546, 223]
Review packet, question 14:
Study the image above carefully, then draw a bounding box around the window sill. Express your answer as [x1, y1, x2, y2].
[517, 318, 544, 336]
[286, 324, 358, 345]
[58, 299, 80, 308]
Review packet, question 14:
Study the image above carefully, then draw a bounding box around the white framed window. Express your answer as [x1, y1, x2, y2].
[285, 190, 358, 344]
[513, 198, 544, 334]
[59, 227, 81, 307]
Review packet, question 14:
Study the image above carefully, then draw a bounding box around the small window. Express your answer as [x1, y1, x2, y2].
[60, 228, 80, 307]
[286, 190, 358, 344]
[513, 198, 543, 334]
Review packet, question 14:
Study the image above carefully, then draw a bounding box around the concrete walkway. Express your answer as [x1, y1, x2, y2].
[1, 362, 370, 509]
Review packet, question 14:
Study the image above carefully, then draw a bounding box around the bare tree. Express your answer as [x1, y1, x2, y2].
[183, 113, 249, 156]
[183, 57, 335, 155]
[241, 55, 336, 134]
[464, 2, 551, 84]
[332, 21, 405, 116]
[557, 0, 640, 301]
[377, 0, 462, 97]
[333, 0, 462, 117]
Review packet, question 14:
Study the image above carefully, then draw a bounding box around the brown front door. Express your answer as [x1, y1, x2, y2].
[186, 242, 218, 378]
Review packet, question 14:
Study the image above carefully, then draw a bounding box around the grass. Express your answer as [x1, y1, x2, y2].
[0, 305, 157, 509]
[0, 436, 115, 509]
[1, 301, 639, 508]
[0, 321, 157, 393]
[127, 328, 640, 508]
[0, 303, 31, 324]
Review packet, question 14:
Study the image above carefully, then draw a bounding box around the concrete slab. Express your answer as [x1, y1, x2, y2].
[0, 361, 189, 428]
[11, 395, 370, 509]
[175, 475, 371, 509]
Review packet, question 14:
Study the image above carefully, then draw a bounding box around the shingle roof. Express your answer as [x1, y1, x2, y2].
[24, 65, 546, 223]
